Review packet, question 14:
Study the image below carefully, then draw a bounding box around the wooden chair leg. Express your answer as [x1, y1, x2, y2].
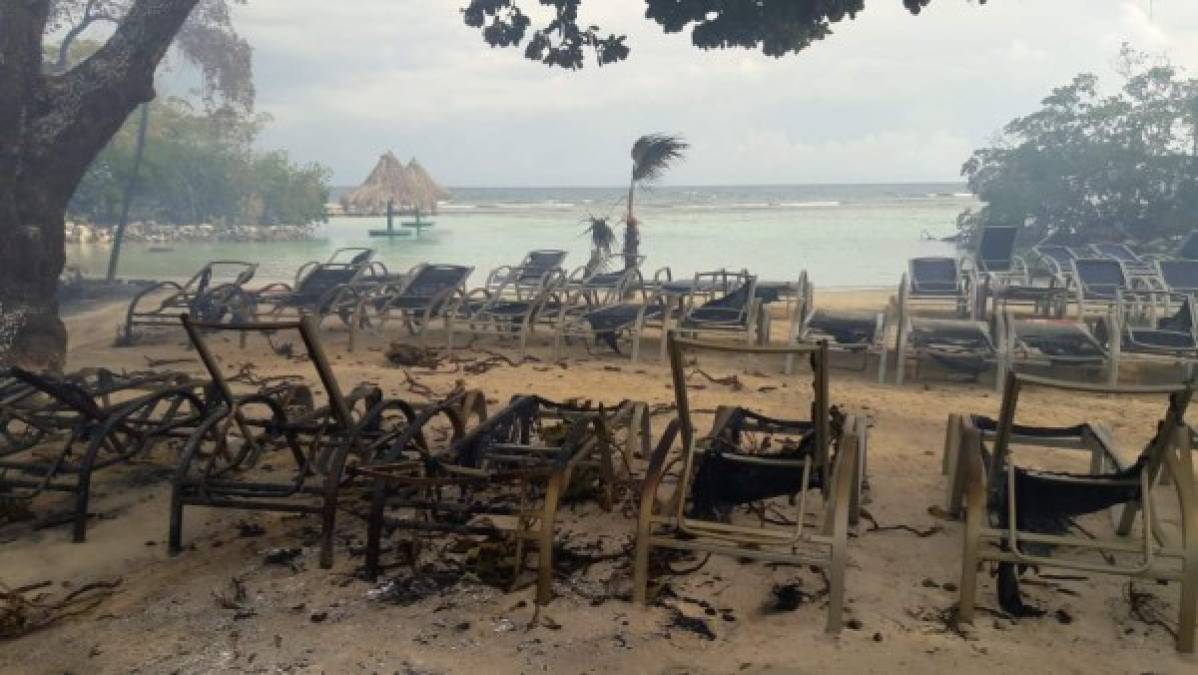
[535, 472, 565, 606]
[958, 477, 984, 624]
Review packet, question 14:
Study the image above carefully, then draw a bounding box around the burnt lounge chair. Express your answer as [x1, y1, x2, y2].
[955, 373, 1197, 652]
[894, 270, 997, 386]
[484, 249, 568, 297]
[357, 395, 638, 605]
[123, 261, 258, 342]
[349, 263, 473, 351]
[1096, 291, 1198, 383]
[675, 270, 765, 345]
[253, 247, 385, 326]
[633, 336, 866, 633]
[170, 314, 455, 569]
[787, 271, 887, 382]
[996, 311, 1111, 384]
[941, 412, 1096, 518]
[0, 368, 205, 541]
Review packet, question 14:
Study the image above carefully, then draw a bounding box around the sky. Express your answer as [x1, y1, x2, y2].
[209, 0, 1198, 187]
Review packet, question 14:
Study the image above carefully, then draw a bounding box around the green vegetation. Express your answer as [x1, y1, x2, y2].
[959, 47, 1198, 246]
[69, 98, 331, 227]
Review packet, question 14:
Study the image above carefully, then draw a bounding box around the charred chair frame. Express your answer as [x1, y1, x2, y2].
[894, 274, 998, 388]
[955, 372, 1198, 652]
[358, 395, 633, 605]
[1, 371, 48, 453]
[0, 367, 206, 542]
[171, 314, 425, 568]
[995, 310, 1112, 385]
[634, 335, 865, 633]
[124, 261, 259, 342]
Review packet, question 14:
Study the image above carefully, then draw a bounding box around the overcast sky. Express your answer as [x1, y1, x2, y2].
[218, 0, 1198, 187]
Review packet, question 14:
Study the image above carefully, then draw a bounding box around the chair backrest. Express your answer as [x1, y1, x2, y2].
[1158, 260, 1198, 293]
[297, 266, 360, 299]
[666, 334, 831, 524]
[991, 372, 1193, 485]
[1035, 245, 1075, 266]
[518, 250, 568, 280]
[976, 226, 1019, 272]
[1177, 230, 1198, 260]
[180, 314, 354, 429]
[400, 264, 473, 299]
[327, 247, 376, 266]
[1092, 242, 1140, 263]
[908, 257, 961, 295]
[687, 270, 758, 325]
[1071, 258, 1127, 296]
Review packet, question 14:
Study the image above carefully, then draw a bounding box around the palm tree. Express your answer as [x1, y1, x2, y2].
[624, 134, 688, 269]
[583, 214, 616, 275]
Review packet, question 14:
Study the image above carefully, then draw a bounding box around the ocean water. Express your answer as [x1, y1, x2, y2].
[64, 184, 973, 289]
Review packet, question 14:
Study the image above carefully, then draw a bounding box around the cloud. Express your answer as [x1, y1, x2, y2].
[211, 0, 1198, 186]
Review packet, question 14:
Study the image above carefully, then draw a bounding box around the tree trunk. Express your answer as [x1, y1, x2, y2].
[0, 195, 69, 371]
[623, 176, 638, 270]
[0, 0, 203, 370]
[108, 103, 151, 281]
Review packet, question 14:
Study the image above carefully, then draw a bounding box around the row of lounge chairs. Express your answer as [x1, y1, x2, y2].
[890, 226, 1198, 387]
[5, 318, 1194, 651]
[124, 246, 791, 362]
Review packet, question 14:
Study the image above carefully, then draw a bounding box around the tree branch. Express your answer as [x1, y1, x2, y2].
[29, 0, 202, 202]
[52, 0, 119, 73]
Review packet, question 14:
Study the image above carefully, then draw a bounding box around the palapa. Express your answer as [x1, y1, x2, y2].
[341, 151, 450, 215]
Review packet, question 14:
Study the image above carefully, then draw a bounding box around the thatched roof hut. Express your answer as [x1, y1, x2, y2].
[341, 151, 450, 215]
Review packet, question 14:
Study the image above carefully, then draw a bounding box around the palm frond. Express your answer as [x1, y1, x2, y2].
[631, 133, 688, 184]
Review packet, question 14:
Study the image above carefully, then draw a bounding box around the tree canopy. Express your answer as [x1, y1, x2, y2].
[45, 0, 254, 108]
[959, 46, 1198, 246]
[68, 97, 330, 227]
[463, 0, 946, 68]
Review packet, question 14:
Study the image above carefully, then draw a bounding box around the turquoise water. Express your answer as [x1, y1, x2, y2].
[65, 184, 972, 288]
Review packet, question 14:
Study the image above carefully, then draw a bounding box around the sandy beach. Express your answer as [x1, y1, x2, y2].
[1, 289, 1193, 674]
